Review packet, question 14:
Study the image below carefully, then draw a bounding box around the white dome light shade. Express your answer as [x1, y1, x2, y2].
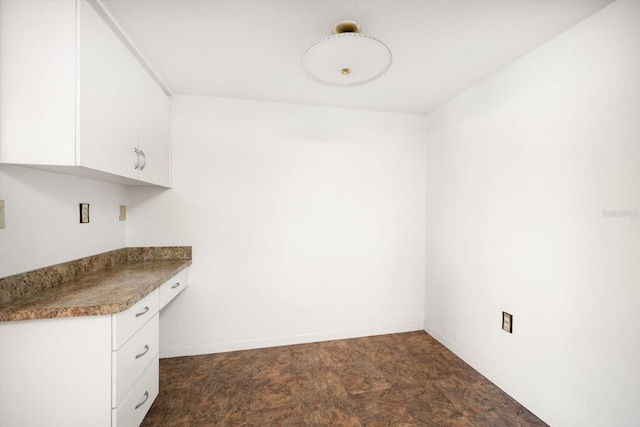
[301, 32, 392, 88]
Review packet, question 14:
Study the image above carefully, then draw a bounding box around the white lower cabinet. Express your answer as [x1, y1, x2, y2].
[0, 269, 188, 427]
[0, 315, 113, 427]
[113, 356, 160, 427]
[113, 289, 161, 351]
[159, 268, 189, 309]
[112, 313, 159, 408]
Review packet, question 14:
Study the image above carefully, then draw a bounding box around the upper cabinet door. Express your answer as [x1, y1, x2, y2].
[136, 67, 171, 187]
[0, 0, 77, 165]
[79, 0, 140, 180]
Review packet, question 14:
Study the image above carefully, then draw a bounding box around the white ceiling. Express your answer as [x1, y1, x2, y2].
[101, 0, 612, 115]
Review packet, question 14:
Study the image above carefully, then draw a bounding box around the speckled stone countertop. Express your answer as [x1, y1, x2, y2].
[0, 247, 191, 322]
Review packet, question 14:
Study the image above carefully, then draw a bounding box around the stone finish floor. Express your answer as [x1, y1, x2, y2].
[141, 331, 548, 426]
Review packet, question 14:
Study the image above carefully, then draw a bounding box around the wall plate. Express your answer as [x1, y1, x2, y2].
[502, 311, 513, 333]
[79, 203, 90, 223]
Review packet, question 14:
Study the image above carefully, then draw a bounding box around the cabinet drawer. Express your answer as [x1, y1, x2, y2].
[159, 268, 189, 309]
[112, 355, 159, 427]
[112, 289, 159, 350]
[112, 313, 159, 408]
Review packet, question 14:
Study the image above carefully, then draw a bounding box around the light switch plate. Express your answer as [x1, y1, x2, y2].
[119, 205, 126, 221]
[502, 311, 513, 333]
[79, 203, 90, 223]
[0, 200, 5, 228]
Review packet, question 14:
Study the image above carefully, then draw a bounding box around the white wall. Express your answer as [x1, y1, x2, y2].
[423, 1, 640, 426]
[0, 165, 127, 277]
[127, 95, 426, 355]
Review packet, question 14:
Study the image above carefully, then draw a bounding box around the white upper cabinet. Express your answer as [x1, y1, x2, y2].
[0, 0, 171, 187]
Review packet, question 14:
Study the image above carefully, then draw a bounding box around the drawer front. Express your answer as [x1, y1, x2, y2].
[159, 268, 189, 310]
[112, 313, 159, 408]
[112, 289, 159, 350]
[112, 355, 159, 427]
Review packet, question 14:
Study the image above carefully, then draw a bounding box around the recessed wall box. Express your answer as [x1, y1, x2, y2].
[502, 312, 513, 333]
[80, 203, 90, 223]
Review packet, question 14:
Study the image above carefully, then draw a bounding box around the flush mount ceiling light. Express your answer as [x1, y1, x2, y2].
[301, 21, 392, 88]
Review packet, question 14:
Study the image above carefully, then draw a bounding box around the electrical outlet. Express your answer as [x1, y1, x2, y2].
[0, 199, 5, 228]
[119, 205, 127, 221]
[502, 312, 513, 333]
[79, 203, 90, 223]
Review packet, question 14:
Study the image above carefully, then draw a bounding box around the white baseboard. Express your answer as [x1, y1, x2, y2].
[159, 321, 424, 358]
[423, 321, 571, 427]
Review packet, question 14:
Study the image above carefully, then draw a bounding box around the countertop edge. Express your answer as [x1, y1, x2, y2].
[0, 255, 192, 323]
